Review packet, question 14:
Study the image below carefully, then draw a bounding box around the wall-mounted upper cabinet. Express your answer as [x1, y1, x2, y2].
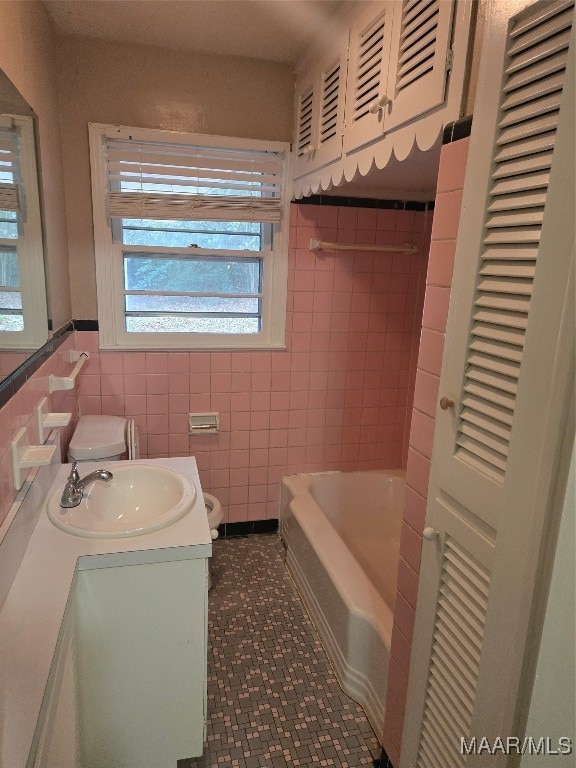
[292, 0, 473, 197]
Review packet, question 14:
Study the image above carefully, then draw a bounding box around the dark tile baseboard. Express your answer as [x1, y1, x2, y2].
[217, 519, 279, 538]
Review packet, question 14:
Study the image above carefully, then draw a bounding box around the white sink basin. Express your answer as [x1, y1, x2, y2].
[47, 463, 196, 538]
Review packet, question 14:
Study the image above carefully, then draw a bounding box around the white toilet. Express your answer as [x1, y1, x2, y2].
[68, 414, 222, 538]
[68, 415, 136, 463]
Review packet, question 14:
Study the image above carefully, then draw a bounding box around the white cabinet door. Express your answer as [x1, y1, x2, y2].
[343, 1, 396, 154]
[313, 49, 348, 170]
[293, 75, 318, 179]
[76, 558, 208, 768]
[402, 1, 574, 765]
[293, 39, 348, 179]
[385, 0, 456, 133]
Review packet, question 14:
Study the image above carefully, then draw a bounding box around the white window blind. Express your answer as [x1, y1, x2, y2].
[0, 124, 20, 212]
[104, 138, 285, 224]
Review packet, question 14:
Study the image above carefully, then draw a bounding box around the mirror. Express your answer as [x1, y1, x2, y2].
[0, 69, 50, 382]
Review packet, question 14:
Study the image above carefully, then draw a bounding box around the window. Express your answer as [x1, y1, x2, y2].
[89, 124, 290, 350]
[0, 115, 47, 349]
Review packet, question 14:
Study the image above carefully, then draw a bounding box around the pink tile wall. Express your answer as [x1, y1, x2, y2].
[77, 202, 431, 524]
[382, 137, 470, 766]
[0, 333, 79, 528]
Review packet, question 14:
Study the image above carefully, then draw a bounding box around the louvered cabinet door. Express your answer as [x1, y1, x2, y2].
[401, 1, 574, 766]
[385, 0, 456, 133]
[293, 77, 318, 179]
[343, 1, 396, 155]
[312, 49, 348, 171]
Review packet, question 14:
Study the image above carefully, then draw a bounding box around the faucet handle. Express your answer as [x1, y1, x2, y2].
[68, 461, 80, 482]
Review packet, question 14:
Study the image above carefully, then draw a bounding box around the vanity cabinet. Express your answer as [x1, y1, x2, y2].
[31, 557, 208, 768]
[292, 0, 470, 194]
[75, 557, 208, 768]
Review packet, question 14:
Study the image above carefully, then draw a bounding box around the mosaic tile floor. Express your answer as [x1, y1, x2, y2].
[190, 533, 380, 768]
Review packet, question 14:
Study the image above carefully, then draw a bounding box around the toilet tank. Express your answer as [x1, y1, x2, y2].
[68, 415, 127, 462]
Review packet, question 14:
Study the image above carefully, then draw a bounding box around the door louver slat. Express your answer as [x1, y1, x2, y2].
[480, 246, 538, 262]
[475, 293, 531, 316]
[476, 276, 533, 296]
[416, 537, 490, 768]
[470, 310, 528, 328]
[483, 227, 541, 245]
[455, 0, 572, 480]
[487, 188, 548, 209]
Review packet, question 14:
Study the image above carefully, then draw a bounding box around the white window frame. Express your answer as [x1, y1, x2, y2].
[0, 114, 48, 350]
[89, 123, 291, 351]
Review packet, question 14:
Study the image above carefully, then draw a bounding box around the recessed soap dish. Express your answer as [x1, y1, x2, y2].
[11, 427, 57, 490]
[36, 397, 72, 444]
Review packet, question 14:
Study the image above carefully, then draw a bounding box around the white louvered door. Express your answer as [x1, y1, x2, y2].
[385, 0, 456, 133]
[401, 1, 574, 766]
[344, 1, 395, 154]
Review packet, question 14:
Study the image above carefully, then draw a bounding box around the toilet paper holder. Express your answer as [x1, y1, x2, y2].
[188, 412, 219, 435]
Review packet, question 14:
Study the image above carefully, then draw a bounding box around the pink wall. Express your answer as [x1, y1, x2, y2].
[0, 334, 78, 528]
[382, 136, 470, 766]
[76, 202, 431, 524]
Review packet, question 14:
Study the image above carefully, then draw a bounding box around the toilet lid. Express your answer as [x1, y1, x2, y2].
[69, 415, 127, 460]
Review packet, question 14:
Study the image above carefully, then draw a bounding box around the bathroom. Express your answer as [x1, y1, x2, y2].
[0, 1, 574, 767]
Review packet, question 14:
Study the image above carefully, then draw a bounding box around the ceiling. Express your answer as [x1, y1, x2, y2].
[43, 0, 347, 65]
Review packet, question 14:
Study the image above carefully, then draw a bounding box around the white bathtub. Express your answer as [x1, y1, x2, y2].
[280, 469, 405, 743]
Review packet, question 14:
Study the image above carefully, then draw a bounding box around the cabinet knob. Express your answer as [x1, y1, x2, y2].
[302, 145, 316, 156]
[440, 396, 455, 410]
[369, 95, 390, 114]
[423, 527, 439, 541]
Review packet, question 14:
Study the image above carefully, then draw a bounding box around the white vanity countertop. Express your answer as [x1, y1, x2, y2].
[0, 456, 211, 768]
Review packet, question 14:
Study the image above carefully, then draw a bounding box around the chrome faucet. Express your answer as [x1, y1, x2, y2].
[60, 460, 113, 508]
